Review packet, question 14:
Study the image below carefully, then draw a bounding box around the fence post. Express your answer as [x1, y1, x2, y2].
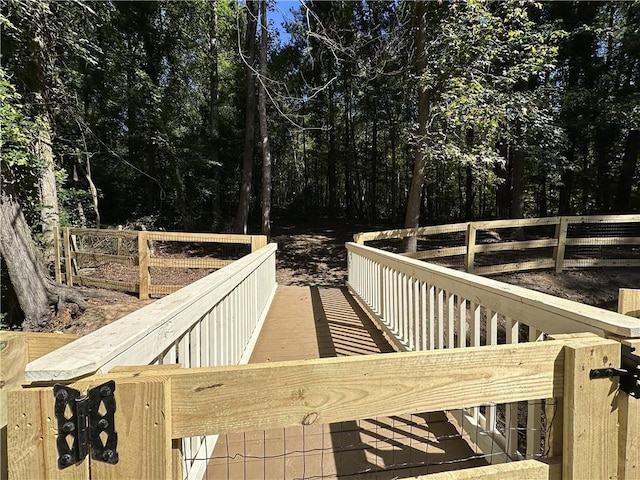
[116, 225, 124, 256]
[251, 235, 267, 252]
[53, 226, 62, 284]
[554, 217, 568, 273]
[617, 296, 640, 480]
[465, 223, 476, 274]
[139, 231, 150, 300]
[63, 227, 74, 286]
[562, 336, 620, 480]
[618, 288, 640, 318]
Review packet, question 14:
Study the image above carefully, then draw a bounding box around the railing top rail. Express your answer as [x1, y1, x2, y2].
[354, 214, 640, 243]
[347, 242, 640, 338]
[26, 243, 277, 383]
[64, 227, 267, 244]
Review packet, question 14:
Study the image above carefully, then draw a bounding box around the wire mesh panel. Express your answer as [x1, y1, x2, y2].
[195, 402, 555, 480]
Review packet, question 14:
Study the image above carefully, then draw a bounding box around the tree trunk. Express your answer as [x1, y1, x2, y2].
[258, 0, 272, 238]
[210, 0, 221, 229]
[232, 0, 259, 233]
[327, 82, 337, 218]
[0, 191, 52, 329]
[402, 2, 428, 253]
[614, 129, 640, 212]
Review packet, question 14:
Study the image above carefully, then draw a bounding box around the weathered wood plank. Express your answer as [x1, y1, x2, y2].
[410, 458, 561, 480]
[169, 341, 566, 438]
[562, 337, 620, 480]
[144, 231, 252, 243]
[63, 227, 73, 287]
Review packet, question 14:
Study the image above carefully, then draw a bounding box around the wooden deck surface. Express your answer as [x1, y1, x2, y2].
[206, 286, 487, 479]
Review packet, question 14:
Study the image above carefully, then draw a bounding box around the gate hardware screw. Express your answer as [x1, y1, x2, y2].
[56, 390, 68, 401]
[102, 450, 116, 462]
[59, 454, 73, 466]
[97, 419, 109, 429]
[100, 386, 112, 397]
[62, 421, 75, 433]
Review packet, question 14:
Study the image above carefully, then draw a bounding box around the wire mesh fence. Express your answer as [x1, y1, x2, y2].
[187, 401, 555, 480]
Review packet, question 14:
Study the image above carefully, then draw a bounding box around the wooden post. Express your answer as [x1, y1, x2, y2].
[618, 290, 640, 480]
[465, 223, 477, 274]
[618, 339, 640, 480]
[562, 336, 620, 480]
[63, 227, 73, 286]
[54, 226, 62, 284]
[553, 217, 568, 273]
[116, 225, 123, 256]
[138, 231, 151, 300]
[618, 288, 640, 318]
[250, 235, 267, 252]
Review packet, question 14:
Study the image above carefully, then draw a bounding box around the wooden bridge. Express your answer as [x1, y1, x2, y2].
[3, 215, 640, 480]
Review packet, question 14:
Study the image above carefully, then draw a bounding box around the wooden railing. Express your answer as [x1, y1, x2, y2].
[354, 214, 640, 275]
[54, 227, 268, 299]
[7, 334, 625, 480]
[27, 243, 278, 480]
[346, 241, 640, 470]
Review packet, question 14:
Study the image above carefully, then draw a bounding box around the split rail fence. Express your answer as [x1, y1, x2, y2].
[354, 214, 640, 275]
[53, 227, 267, 299]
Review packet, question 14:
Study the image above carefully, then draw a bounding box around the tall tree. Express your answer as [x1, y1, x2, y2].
[233, 0, 259, 233]
[258, 0, 272, 238]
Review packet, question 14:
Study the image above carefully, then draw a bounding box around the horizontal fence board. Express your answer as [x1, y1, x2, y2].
[169, 341, 565, 438]
[148, 257, 232, 269]
[472, 217, 561, 229]
[475, 259, 555, 275]
[563, 259, 640, 268]
[148, 284, 183, 295]
[72, 275, 139, 293]
[413, 458, 561, 480]
[402, 246, 467, 259]
[355, 222, 469, 243]
[565, 237, 640, 246]
[144, 231, 254, 243]
[565, 214, 640, 224]
[474, 239, 557, 253]
[67, 227, 139, 239]
[73, 251, 138, 265]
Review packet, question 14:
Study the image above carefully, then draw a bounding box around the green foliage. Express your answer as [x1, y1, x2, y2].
[0, 70, 43, 224]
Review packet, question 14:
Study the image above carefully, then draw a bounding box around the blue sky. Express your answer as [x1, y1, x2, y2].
[269, 0, 300, 45]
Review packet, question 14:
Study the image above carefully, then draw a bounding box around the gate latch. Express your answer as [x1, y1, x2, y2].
[53, 380, 118, 469]
[590, 345, 640, 399]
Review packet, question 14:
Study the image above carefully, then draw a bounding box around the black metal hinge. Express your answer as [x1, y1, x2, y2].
[590, 345, 640, 399]
[53, 380, 119, 469]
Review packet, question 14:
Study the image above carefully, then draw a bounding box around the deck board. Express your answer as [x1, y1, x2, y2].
[205, 286, 487, 479]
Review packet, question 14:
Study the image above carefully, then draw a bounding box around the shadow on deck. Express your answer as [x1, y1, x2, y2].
[207, 286, 487, 479]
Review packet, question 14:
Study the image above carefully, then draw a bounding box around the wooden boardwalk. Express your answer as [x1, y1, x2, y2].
[206, 286, 487, 479]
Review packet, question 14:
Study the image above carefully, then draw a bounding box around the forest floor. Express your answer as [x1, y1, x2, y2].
[43, 218, 640, 335]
